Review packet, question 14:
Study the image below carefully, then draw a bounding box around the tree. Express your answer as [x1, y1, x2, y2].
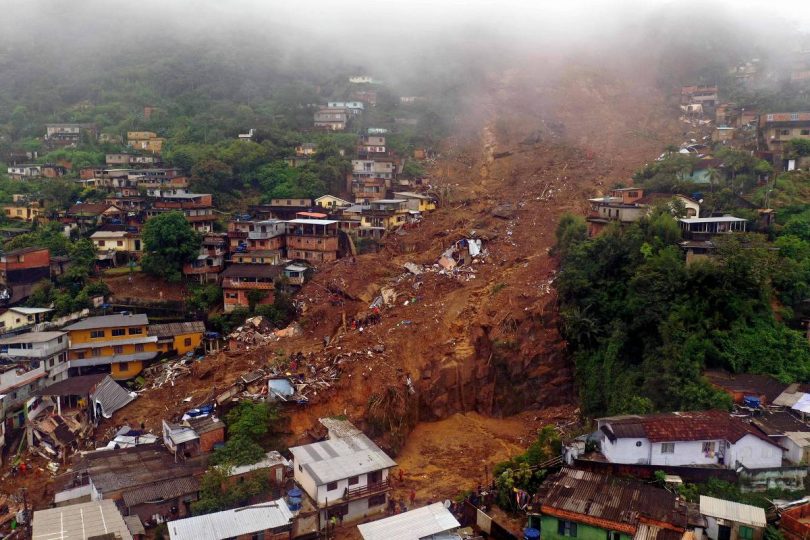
[141, 211, 202, 282]
[211, 401, 279, 466]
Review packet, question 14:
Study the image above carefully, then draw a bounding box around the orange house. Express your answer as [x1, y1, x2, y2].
[65, 314, 158, 380]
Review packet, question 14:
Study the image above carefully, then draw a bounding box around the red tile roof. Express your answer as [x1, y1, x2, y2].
[606, 410, 776, 445]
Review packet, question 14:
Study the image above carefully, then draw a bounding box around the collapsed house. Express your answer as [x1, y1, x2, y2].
[28, 373, 136, 462]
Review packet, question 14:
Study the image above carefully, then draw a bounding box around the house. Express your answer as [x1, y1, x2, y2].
[679, 158, 725, 184]
[700, 496, 766, 540]
[296, 142, 318, 156]
[289, 418, 396, 528]
[67, 445, 203, 523]
[586, 187, 649, 235]
[314, 108, 349, 131]
[531, 468, 693, 540]
[33, 500, 134, 540]
[106, 153, 159, 167]
[185, 415, 225, 454]
[704, 371, 787, 406]
[679, 216, 747, 240]
[352, 90, 378, 106]
[358, 135, 386, 157]
[238, 128, 255, 141]
[64, 314, 159, 380]
[127, 131, 165, 154]
[780, 500, 810, 540]
[597, 410, 783, 469]
[315, 195, 352, 210]
[0, 247, 51, 305]
[714, 126, 736, 143]
[350, 160, 396, 201]
[393, 192, 437, 213]
[230, 250, 283, 265]
[357, 502, 461, 540]
[229, 450, 289, 486]
[0, 330, 68, 384]
[3, 200, 45, 222]
[750, 409, 810, 466]
[349, 76, 374, 84]
[168, 499, 293, 540]
[360, 199, 409, 230]
[162, 420, 201, 460]
[328, 101, 365, 114]
[0, 306, 52, 334]
[91, 230, 142, 265]
[221, 264, 282, 313]
[635, 193, 700, 217]
[67, 203, 124, 228]
[284, 264, 308, 286]
[7, 164, 43, 180]
[759, 112, 810, 154]
[0, 360, 48, 454]
[681, 86, 719, 107]
[149, 321, 205, 356]
[286, 219, 340, 263]
[183, 233, 226, 283]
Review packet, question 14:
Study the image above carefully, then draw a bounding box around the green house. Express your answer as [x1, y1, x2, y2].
[533, 469, 693, 540]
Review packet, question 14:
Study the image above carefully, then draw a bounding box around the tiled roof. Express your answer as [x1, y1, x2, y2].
[704, 371, 787, 403]
[121, 476, 200, 507]
[148, 321, 205, 338]
[604, 410, 774, 445]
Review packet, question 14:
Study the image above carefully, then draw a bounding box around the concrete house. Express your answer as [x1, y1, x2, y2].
[314, 108, 349, 131]
[393, 192, 437, 213]
[357, 502, 461, 540]
[598, 410, 783, 470]
[759, 112, 810, 154]
[290, 418, 396, 529]
[700, 496, 766, 540]
[168, 499, 293, 540]
[0, 330, 69, 384]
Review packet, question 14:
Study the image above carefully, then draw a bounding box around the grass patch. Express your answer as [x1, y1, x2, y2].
[103, 265, 142, 276]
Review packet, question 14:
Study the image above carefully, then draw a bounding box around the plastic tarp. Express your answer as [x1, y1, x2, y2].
[792, 393, 810, 414]
[268, 379, 294, 401]
[468, 239, 483, 257]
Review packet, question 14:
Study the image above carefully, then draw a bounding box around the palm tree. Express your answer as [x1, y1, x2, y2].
[706, 167, 722, 195]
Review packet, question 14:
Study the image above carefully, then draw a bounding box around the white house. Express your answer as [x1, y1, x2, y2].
[598, 410, 783, 470]
[700, 496, 766, 540]
[289, 418, 396, 528]
[0, 331, 69, 384]
[167, 499, 293, 540]
[328, 101, 365, 113]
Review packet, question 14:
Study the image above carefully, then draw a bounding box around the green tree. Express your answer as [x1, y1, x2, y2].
[211, 401, 280, 466]
[141, 211, 202, 282]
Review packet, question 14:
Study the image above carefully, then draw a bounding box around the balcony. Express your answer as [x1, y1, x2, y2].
[344, 479, 390, 501]
[222, 278, 275, 290]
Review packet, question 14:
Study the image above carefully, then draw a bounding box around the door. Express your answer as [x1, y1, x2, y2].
[718, 525, 731, 540]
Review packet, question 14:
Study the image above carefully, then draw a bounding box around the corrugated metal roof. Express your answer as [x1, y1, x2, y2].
[0, 331, 65, 344]
[64, 313, 149, 331]
[168, 499, 293, 540]
[124, 515, 146, 536]
[229, 451, 289, 476]
[539, 468, 686, 530]
[90, 376, 136, 418]
[320, 417, 362, 438]
[357, 502, 460, 540]
[122, 476, 200, 508]
[289, 432, 396, 486]
[699, 496, 766, 527]
[148, 321, 205, 338]
[33, 500, 133, 540]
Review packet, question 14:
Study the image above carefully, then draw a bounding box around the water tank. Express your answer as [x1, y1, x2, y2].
[523, 528, 541, 540]
[286, 487, 303, 511]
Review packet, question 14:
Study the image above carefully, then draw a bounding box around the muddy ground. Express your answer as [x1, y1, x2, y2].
[4, 56, 684, 535]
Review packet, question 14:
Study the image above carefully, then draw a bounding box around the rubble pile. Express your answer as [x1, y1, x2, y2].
[227, 316, 303, 350]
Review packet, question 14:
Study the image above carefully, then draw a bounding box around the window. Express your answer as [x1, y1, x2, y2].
[98, 241, 105, 247]
[348, 476, 359, 486]
[326, 481, 338, 491]
[91, 348, 101, 357]
[251, 533, 264, 540]
[792, 113, 800, 121]
[702, 441, 716, 453]
[90, 330, 105, 339]
[661, 443, 675, 454]
[802, 129, 810, 136]
[117, 241, 123, 246]
[113, 345, 124, 354]
[557, 520, 577, 537]
[368, 493, 386, 507]
[112, 328, 126, 337]
[781, 129, 791, 136]
[77, 352, 86, 359]
[607, 532, 621, 540]
[128, 327, 143, 335]
[739, 527, 754, 540]
[184, 338, 192, 347]
[135, 344, 145, 353]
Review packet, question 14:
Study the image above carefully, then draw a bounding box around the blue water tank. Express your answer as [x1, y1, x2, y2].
[743, 396, 761, 408]
[524, 528, 541, 540]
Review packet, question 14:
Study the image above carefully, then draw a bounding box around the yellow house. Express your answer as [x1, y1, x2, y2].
[3, 204, 45, 222]
[148, 321, 205, 355]
[64, 313, 158, 380]
[0, 307, 52, 333]
[127, 131, 165, 154]
[315, 195, 351, 210]
[360, 199, 409, 230]
[90, 231, 142, 262]
[393, 191, 437, 213]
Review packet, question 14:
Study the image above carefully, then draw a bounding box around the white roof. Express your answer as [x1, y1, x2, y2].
[373, 199, 407, 204]
[699, 496, 766, 527]
[290, 431, 396, 486]
[316, 195, 351, 204]
[679, 217, 746, 223]
[91, 231, 129, 238]
[357, 502, 460, 540]
[9, 307, 52, 315]
[0, 331, 65, 345]
[230, 451, 289, 476]
[33, 499, 134, 540]
[792, 393, 810, 414]
[393, 192, 432, 200]
[284, 264, 308, 273]
[168, 499, 292, 540]
[287, 218, 337, 225]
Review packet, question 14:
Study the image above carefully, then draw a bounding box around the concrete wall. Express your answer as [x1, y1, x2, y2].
[601, 436, 652, 465]
[540, 515, 632, 540]
[727, 434, 782, 469]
